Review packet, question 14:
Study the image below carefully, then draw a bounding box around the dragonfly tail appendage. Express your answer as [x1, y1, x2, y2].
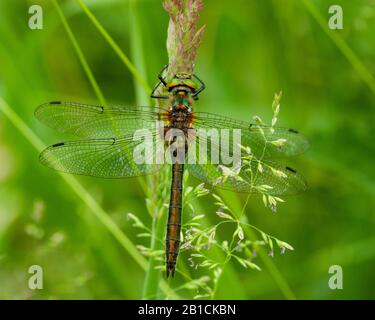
[166, 162, 184, 278]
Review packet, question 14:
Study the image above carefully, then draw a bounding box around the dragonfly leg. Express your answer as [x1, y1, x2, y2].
[158, 64, 169, 86]
[150, 80, 169, 99]
[150, 64, 170, 99]
[192, 73, 206, 100]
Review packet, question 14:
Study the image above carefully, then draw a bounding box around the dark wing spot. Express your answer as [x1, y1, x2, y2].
[100, 106, 104, 113]
[52, 142, 65, 147]
[111, 138, 116, 145]
[285, 166, 297, 173]
[50, 101, 61, 105]
[288, 128, 299, 134]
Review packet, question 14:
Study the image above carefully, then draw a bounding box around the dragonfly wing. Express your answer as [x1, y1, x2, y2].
[35, 101, 162, 138]
[193, 112, 309, 159]
[186, 131, 307, 195]
[187, 161, 307, 196]
[39, 133, 162, 178]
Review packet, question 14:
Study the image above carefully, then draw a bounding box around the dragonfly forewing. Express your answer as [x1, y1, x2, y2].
[193, 112, 309, 159]
[35, 101, 163, 138]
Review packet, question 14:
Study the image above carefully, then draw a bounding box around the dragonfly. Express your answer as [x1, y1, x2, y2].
[35, 65, 309, 277]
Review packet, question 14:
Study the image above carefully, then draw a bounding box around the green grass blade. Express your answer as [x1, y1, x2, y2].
[302, 0, 375, 97]
[75, 0, 151, 93]
[53, 0, 107, 106]
[128, 0, 150, 106]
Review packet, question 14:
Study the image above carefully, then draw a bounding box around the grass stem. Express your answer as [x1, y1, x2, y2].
[75, 0, 151, 93]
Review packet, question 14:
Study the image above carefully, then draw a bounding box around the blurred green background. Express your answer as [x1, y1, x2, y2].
[1, 0, 375, 299]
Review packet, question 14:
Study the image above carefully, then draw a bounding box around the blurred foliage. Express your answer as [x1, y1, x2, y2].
[1, 0, 375, 299]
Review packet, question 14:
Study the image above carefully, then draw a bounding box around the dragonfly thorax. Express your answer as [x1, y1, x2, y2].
[172, 94, 192, 107]
[164, 89, 193, 130]
[170, 88, 194, 111]
[168, 104, 193, 130]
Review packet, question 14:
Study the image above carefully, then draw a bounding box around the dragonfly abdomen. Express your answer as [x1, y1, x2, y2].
[166, 162, 184, 278]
